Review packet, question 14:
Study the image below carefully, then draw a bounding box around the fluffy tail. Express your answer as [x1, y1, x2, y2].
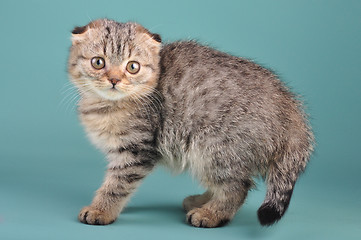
[257, 94, 314, 226]
[258, 139, 313, 226]
[257, 178, 294, 226]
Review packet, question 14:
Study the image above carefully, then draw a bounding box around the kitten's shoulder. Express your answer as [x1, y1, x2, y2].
[161, 40, 200, 50]
[160, 41, 201, 58]
[160, 40, 228, 67]
[159, 41, 261, 73]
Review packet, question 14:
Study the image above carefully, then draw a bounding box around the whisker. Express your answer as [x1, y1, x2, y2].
[128, 94, 144, 117]
[130, 92, 152, 120]
[60, 81, 76, 92]
[69, 86, 95, 112]
[59, 83, 93, 113]
[139, 85, 164, 110]
[59, 90, 77, 109]
[141, 92, 160, 113]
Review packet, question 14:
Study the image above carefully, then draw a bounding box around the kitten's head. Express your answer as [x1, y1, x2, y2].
[68, 19, 161, 101]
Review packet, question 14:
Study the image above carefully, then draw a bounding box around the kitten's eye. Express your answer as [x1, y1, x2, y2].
[91, 57, 105, 70]
[126, 61, 140, 74]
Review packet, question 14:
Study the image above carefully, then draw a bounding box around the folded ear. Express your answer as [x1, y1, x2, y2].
[136, 25, 162, 45]
[71, 25, 90, 45]
[148, 32, 162, 43]
[71, 20, 105, 45]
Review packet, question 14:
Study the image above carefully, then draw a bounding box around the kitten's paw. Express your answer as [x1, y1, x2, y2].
[186, 208, 229, 228]
[78, 206, 116, 225]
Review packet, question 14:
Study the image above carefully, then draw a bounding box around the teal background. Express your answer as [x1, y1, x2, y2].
[1, 0, 360, 239]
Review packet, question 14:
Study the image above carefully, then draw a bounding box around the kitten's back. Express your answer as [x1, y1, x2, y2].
[158, 41, 294, 159]
[157, 42, 313, 226]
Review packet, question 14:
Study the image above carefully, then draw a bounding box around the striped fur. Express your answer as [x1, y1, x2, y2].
[68, 19, 314, 227]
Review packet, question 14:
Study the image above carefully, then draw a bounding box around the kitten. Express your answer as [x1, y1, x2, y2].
[68, 19, 314, 228]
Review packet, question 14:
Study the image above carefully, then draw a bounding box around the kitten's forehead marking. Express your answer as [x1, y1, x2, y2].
[99, 22, 135, 61]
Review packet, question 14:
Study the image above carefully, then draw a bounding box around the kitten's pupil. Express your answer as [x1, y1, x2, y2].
[130, 63, 136, 70]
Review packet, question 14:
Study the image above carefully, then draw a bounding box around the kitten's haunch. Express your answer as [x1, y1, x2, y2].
[68, 19, 314, 228]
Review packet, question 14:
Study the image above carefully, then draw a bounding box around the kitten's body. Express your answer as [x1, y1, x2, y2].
[68, 19, 313, 227]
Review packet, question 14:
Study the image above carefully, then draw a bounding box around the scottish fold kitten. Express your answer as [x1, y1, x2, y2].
[68, 19, 313, 227]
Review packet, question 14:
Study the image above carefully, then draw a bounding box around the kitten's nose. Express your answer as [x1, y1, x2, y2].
[109, 78, 121, 87]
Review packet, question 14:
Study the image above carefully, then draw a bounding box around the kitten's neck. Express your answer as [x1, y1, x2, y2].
[78, 89, 162, 116]
[78, 94, 129, 114]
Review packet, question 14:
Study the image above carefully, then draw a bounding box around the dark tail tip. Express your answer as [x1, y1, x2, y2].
[257, 202, 282, 226]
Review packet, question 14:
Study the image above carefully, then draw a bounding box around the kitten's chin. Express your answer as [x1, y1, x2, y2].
[94, 88, 126, 101]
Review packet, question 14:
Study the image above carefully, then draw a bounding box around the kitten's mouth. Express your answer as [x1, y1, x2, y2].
[108, 85, 121, 92]
[108, 86, 127, 98]
[92, 86, 126, 101]
[107, 88, 122, 96]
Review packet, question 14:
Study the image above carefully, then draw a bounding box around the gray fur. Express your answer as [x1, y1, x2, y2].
[68, 19, 314, 227]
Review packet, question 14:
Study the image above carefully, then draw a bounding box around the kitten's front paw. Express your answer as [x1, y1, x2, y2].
[186, 208, 229, 228]
[78, 206, 116, 225]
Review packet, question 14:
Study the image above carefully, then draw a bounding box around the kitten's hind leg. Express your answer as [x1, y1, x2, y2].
[183, 191, 212, 212]
[186, 181, 251, 228]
